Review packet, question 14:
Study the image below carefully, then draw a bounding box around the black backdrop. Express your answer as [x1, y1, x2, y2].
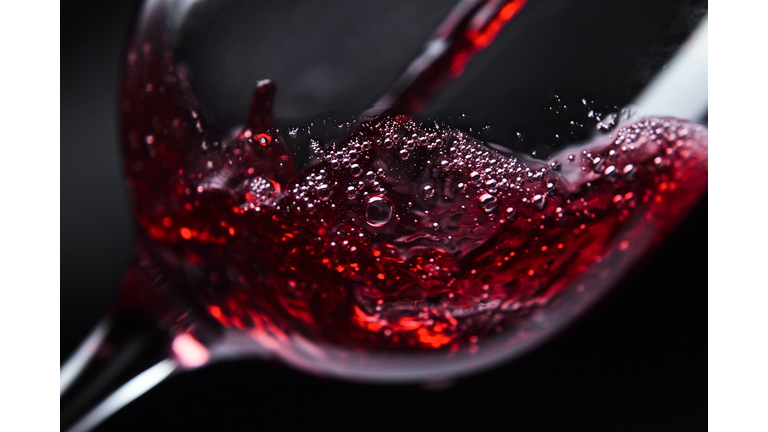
[62, 1, 707, 430]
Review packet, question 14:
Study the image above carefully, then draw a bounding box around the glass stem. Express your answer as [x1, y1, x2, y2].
[60, 310, 178, 432]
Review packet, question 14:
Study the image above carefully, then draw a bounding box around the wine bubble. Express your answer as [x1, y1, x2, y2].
[479, 194, 498, 213]
[470, 171, 481, 185]
[347, 186, 358, 200]
[365, 196, 393, 227]
[317, 184, 332, 201]
[423, 185, 435, 199]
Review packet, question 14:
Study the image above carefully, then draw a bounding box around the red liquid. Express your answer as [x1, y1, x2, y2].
[119, 1, 707, 371]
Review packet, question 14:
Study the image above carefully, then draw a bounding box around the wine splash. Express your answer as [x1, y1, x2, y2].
[62, 2, 707, 430]
[119, 0, 707, 359]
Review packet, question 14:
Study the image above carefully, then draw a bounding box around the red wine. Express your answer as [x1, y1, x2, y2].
[119, 1, 707, 372]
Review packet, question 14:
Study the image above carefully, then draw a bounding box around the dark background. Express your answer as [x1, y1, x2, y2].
[62, 1, 707, 430]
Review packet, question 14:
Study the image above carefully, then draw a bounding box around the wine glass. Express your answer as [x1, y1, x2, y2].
[61, 0, 708, 430]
